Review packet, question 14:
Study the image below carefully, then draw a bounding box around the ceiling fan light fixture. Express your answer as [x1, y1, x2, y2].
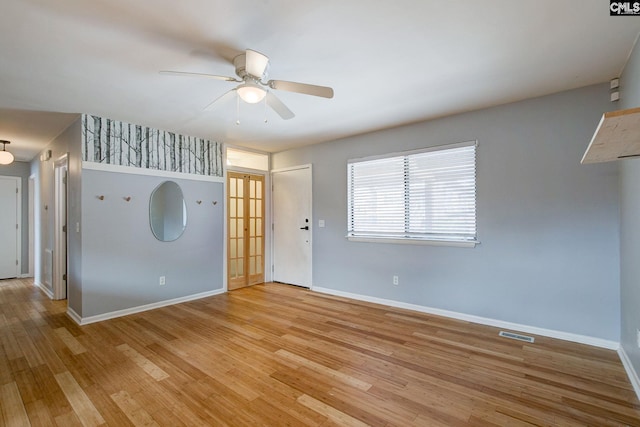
[0, 140, 14, 165]
[237, 82, 266, 104]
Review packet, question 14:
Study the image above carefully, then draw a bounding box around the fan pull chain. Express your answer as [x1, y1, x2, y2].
[264, 94, 268, 123]
[236, 93, 240, 125]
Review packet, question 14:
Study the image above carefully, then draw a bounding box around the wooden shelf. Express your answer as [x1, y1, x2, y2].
[581, 107, 640, 164]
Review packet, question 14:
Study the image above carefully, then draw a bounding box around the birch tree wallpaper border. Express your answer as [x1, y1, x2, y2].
[82, 115, 223, 177]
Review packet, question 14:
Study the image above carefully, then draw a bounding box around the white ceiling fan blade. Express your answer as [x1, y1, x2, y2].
[266, 92, 295, 120]
[268, 80, 334, 98]
[204, 89, 237, 111]
[245, 49, 269, 78]
[160, 70, 239, 82]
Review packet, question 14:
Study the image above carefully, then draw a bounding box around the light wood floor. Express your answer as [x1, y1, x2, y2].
[1, 278, 639, 426]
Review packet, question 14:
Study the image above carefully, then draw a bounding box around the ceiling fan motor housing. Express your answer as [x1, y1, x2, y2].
[233, 53, 268, 81]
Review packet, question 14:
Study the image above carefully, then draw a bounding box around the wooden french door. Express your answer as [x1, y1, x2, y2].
[228, 172, 265, 290]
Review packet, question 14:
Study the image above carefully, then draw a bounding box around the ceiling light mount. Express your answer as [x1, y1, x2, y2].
[0, 140, 15, 165]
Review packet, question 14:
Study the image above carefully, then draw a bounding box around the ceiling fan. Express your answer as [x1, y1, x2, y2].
[160, 49, 334, 120]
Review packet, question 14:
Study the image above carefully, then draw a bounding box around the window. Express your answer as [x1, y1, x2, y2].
[347, 141, 477, 246]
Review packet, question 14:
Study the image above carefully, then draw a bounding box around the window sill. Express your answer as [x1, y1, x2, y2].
[346, 236, 478, 248]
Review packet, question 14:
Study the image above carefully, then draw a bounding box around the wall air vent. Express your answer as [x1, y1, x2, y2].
[499, 331, 535, 343]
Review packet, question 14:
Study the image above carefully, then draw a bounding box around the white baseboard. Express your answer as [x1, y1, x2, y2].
[19, 273, 33, 279]
[68, 288, 226, 325]
[34, 280, 54, 299]
[618, 346, 640, 402]
[67, 307, 82, 325]
[313, 287, 619, 350]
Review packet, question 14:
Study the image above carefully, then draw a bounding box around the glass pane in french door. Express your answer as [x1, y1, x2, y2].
[248, 175, 264, 283]
[228, 172, 265, 289]
[228, 174, 245, 287]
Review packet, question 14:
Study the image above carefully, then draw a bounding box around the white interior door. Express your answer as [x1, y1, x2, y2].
[53, 158, 68, 299]
[0, 176, 20, 279]
[272, 165, 312, 288]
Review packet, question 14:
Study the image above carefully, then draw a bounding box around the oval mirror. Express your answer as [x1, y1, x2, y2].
[149, 181, 187, 242]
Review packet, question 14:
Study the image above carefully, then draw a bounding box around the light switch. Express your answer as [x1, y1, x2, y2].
[318, 220, 325, 228]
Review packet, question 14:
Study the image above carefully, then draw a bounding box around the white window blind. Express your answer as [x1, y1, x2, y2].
[347, 141, 477, 244]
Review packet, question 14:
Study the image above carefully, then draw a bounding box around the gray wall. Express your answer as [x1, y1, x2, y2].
[31, 118, 82, 301]
[273, 84, 620, 341]
[619, 38, 640, 376]
[31, 116, 224, 320]
[0, 161, 30, 275]
[80, 169, 224, 317]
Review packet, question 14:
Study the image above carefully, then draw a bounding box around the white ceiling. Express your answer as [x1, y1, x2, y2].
[1, 0, 639, 161]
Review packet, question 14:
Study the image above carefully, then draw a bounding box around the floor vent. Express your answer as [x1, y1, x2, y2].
[499, 331, 535, 343]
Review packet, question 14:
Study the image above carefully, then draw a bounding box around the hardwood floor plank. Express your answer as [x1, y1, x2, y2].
[1, 279, 639, 425]
[132, 318, 178, 342]
[81, 383, 136, 427]
[24, 323, 68, 375]
[116, 344, 169, 382]
[224, 367, 327, 426]
[275, 349, 372, 391]
[54, 410, 85, 427]
[133, 382, 210, 426]
[30, 364, 74, 420]
[55, 327, 87, 355]
[1, 319, 24, 361]
[0, 381, 31, 427]
[24, 398, 57, 427]
[110, 390, 159, 427]
[54, 371, 106, 427]
[247, 396, 314, 427]
[297, 394, 369, 427]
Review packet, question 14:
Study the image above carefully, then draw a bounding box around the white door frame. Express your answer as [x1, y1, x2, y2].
[271, 164, 313, 288]
[28, 175, 35, 278]
[53, 154, 68, 300]
[0, 176, 21, 279]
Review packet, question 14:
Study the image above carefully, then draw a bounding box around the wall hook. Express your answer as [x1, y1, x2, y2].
[212, 201, 218, 205]
[124, 196, 131, 202]
[197, 200, 202, 205]
[98, 195, 105, 201]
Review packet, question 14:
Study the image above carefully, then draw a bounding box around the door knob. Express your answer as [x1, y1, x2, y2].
[300, 226, 309, 230]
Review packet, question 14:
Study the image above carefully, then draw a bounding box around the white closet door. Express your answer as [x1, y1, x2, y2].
[0, 176, 19, 279]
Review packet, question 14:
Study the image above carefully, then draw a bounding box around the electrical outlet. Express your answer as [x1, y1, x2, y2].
[393, 275, 399, 286]
[159, 276, 166, 286]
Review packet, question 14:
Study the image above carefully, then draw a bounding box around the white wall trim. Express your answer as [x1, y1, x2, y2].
[34, 280, 54, 299]
[28, 175, 34, 278]
[82, 161, 225, 183]
[618, 346, 640, 401]
[67, 307, 82, 325]
[19, 273, 32, 279]
[271, 163, 313, 174]
[313, 286, 620, 350]
[347, 236, 478, 248]
[67, 288, 226, 325]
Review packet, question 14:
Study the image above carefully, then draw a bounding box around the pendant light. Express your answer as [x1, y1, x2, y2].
[0, 140, 14, 165]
